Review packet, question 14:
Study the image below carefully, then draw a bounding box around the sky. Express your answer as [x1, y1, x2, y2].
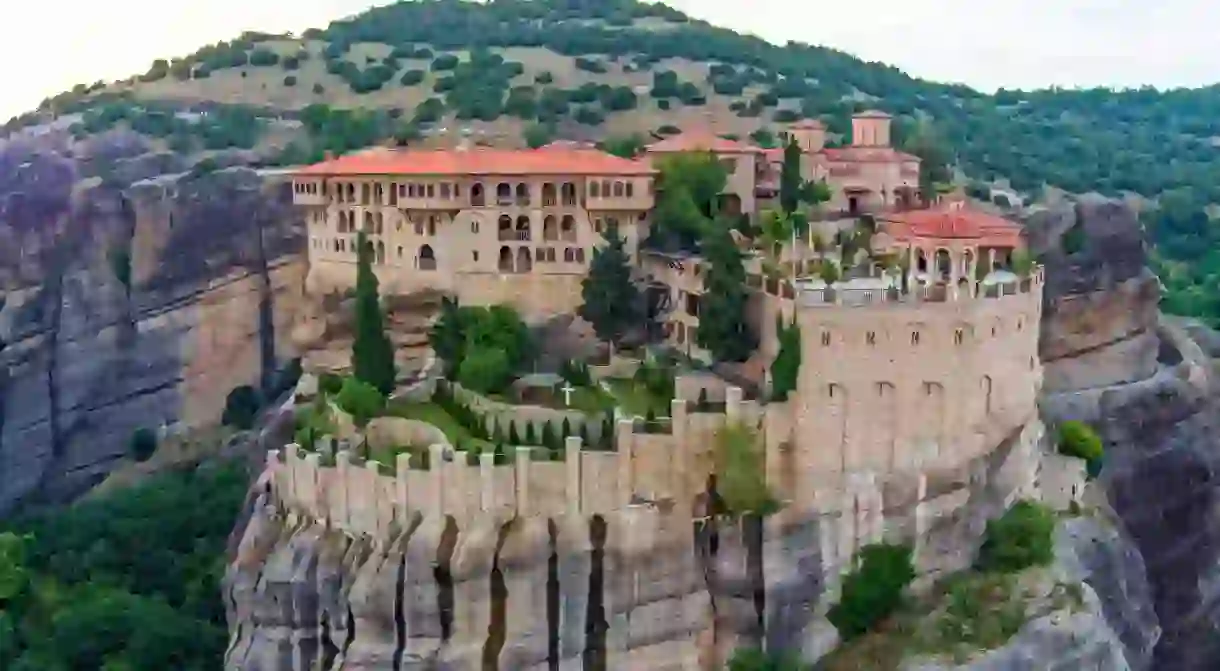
[3, 0, 1219, 120]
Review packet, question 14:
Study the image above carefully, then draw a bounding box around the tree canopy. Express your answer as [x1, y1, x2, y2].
[579, 220, 643, 348]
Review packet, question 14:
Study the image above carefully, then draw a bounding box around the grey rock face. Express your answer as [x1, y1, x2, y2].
[1028, 198, 1160, 395]
[0, 137, 305, 513]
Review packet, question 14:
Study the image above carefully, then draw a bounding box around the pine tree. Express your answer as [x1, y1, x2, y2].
[429, 296, 466, 378]
[351, 231, 397, 395]
[508, 421, 521, 446]
[578, 221, 642, 352]
[541, 420, 558, 450]
[697, 227, 756, 362]
[524, 422, 537, 445]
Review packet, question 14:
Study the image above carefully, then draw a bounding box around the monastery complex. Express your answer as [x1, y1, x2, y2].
[259, 111, 1081, 668]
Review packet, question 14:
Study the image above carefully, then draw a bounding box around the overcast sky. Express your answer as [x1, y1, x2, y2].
[4, 0, 1219, 120]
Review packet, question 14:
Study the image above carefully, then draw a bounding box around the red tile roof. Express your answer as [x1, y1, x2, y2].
[789, 118, 826, 130]
[823, 146, 920, 163]
[882, 203, 1023, 246]
[295, 146, 655, 177]
[854, 109, 893, 119]
[645, 131, 761, 154]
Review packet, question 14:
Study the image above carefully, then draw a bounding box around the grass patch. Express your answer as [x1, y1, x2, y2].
[383, 399, 494, 463]
[604, 377, 671, 416]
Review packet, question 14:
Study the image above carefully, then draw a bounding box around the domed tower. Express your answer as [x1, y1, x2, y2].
[851, 110, 893, 147]
[785, 118, 826, 152]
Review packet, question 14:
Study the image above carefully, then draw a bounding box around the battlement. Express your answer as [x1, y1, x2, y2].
[794, 267, 1044, 308]
[266, 389, 762, 538]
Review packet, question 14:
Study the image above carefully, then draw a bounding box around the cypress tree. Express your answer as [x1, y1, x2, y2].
[542, 420, 558, 450]
[578, 422, 589, 447]
[525, 421, 537, 445]
[779, 137, 803, 215]
[508, 421, 521, 446]
[561, 416, 572, 438]
[351, 231, 397, 395]
[697, 226, 756, 362]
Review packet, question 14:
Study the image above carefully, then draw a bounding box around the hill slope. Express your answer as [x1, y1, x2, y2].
[6, 0, 1220, 321]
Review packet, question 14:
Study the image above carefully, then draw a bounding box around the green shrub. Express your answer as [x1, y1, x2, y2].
[336, 376, 385, 428]
[727, 647, 802, 670]
[976, 500, 1056, 573]
[319, 372, 344, 396]
[221, 385, 262, 430]
[128, 427, 158, 463]
[1057, 420, 1103, 462]
[457, 346, 512, 394]
[399, 69, 425, 86]
[829, 543, 915, 640]
[431, 53, 459, 71]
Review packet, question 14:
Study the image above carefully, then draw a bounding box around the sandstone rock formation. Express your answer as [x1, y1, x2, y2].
[0, 135, 307, 511]
[1033, 196, 1220, 670]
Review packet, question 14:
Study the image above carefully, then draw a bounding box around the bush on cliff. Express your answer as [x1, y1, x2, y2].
[727, 646, 803, 670]
[828, 542, 916, 641]
[976, 500, 1056, 573]
[1057, 420, 1103, 464]
[714, 423, 776, 516]
[222, 384, 262, 430]
[128, 427, 158, 462]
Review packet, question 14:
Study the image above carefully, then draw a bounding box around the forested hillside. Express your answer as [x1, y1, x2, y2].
[0, 464, 249, 669]
[6, 0, 1220, 317]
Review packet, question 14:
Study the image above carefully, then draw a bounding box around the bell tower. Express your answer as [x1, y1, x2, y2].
[851, 110, 893, 147]
[785, 118, 826, 152]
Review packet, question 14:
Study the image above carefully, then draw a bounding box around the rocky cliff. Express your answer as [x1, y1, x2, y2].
[0, 131, 308, 511]
[1030, 196, 1220, 670]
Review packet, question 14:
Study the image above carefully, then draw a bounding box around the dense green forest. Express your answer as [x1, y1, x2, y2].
[0, 464, 249, 670]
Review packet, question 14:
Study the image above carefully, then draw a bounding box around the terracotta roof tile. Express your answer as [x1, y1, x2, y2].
[883, 204, 1023, 246]
[645, 131, 762, 154]
[823, 146, 920, 163]
[295, 146, 655, 177]
[789, 118, 826, 130]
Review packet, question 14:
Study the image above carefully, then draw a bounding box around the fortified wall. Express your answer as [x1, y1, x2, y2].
[239, 268, 1059, 670]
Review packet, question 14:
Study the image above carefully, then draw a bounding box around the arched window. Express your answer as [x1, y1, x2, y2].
[954, 328, 965, 345]
[497, 182, 512, 205]
[625, 181, 634, 197]
[516, 246, 533, 273]
[419, 244, 436, 270]
[561, 182, 576, 206]
[561, 215, 576, 241]
[471, 183, 485, 207]
[515, 215, 531, 241]
[498, 246, 514, 272]
[590, 181, 600, 198]
[543, 215, 558, 241]
[363, 211, 374, 232]
[471, 220, 479, 234]
[575, 248, 585, 263]
[821, 331, 831, 346]
[613, 181, 624, 197]
[515, 183, 530, 206]
[911, 331, 921, 346]
[542, 183, 557, 206]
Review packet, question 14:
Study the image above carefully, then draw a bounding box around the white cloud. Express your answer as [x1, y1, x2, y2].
[2, 0, 1217, 120]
